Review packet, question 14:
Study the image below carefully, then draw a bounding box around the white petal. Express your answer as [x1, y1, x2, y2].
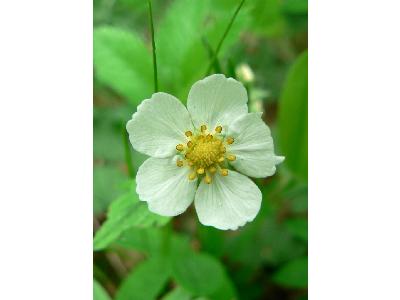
[126, 92, 193, 158]
[194, 171, 262, 230]
[227, 113, 284, 178]
[187, 74, 248, 130]
[136, 156, 197, 216]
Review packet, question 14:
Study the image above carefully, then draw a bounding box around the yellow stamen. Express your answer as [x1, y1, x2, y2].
[209, 166, 217, 174]
[226, 137, 234, 145]
[197, 167, 205, 175]
[179, 124, 232, 184]
[227, 154, 236, 161]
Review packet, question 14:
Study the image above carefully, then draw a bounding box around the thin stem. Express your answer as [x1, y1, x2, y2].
[202, 36, 222, 73]
[148, 0, 158, 92]
[122, 126, 134, 178]
[205, 0, 246, 75]
[161, 222, 171, 256]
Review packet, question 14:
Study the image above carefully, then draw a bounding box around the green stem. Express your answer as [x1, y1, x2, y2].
[205, 0, 246, 75]
[148, 0, 158, 92]
[202, 36, 222, 73]
[122, 126, 135, 178]
[161, 223, 171, 256]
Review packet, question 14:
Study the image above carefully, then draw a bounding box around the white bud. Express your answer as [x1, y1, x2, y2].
[236, 63, 255, 83]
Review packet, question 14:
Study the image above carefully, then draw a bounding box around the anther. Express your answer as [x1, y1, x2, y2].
[215, 126, 222, 133]
[204, 175, 212, 184]
[197, 168, 205, 175]
[220, 169, 228, 176]
[226, 137, 234, 145]
[176, 160, 184, 167]
[206, 134, 213, 141]
[209, 166, 217, 174]
[188, 172, 197, 180]
[227, 154, 236, 161]
[200, 125, 207, 132]
[176, 144, 184, 151]
[185, 130, 193, 137]
[218, 157, 225, 163]
[220, 146, 226, 153]
[187, 141, 193, 148]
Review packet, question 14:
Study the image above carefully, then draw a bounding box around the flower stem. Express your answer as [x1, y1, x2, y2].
[122, 125, 135, 178]
[205, 0, 246, 75]
[148, 0, 158, 92]
[202, 36, 222, 73]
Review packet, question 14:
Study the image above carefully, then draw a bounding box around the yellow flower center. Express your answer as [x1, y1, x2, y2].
[186, 135, 223, 168]
[175, 125, 236, 184]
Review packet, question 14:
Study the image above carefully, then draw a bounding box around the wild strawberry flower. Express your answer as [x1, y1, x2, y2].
[126, 74, 284, 230]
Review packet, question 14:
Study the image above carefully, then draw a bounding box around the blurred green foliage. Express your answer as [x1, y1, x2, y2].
[94, 279, 112, 300]
[93, 183, 170, 250]
[115, 257, 171, 300]
[93, 0, 308, 299]
[278, 51, 308, 181]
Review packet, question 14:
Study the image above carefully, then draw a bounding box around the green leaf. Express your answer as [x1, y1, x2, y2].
[162, 287, 192, 300]
[93, 165, 127, 214]
[116, 227, 192, 258]
[93, 279, 111, 300]
[278, 51, 308, 181]
[225, 217, 307, 267]
[156, 0, 209, 99]
[208, 273, 237, 300]
[116, 227, 164, 254]
[93, 105, 134, 126]
[156, 0, 249, 100]
[115, 258, 170, 300]
[282, 0, 308, 14]
[198, 226, 225, 258]
[171, 252, 225, 296]
[93, 26, 153, 105]
[285, 218, 308, 241]
[272, 257, 308, 288]
[260, 220, 307, 266]
[93, 123, 124, 162]
[93, 182, 170, 250]
[250, 0, 286, 37]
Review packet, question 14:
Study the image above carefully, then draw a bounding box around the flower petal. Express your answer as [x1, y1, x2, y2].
[136, 156, 197, 216]
[227, 113, 284, 178]
[194, 170, 262, 230]
[126, 92, 193, 158]
[187, 74, 248, 130]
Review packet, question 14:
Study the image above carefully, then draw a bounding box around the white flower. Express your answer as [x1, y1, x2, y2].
[126, 74, 284, 230]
